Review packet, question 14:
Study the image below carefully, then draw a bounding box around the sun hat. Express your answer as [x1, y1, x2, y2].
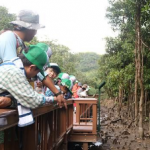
[23, 45, 47, 76]
[61, 79, 73, 94]
[58, 73, 69, 80]
[10, 10, 45, 30]
[50, 63, 61, 74]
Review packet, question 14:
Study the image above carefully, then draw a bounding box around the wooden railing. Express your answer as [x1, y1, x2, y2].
[69, 98, 97, 143]
[0, 98, 98, 150]
[0, 100, 73, 150]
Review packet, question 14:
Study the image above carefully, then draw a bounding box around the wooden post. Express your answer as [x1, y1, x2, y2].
[0, 144, 4, 150]
[22, 118, 37, 150]
[92, 104, 97, 134]
[76, 103, 80, 123]
[83, 142, 88, 150]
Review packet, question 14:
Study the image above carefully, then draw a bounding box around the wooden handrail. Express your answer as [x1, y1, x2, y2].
[0, 100, 74, 150]
[0, 98, 98, 149]
[73, 98, 97, 134]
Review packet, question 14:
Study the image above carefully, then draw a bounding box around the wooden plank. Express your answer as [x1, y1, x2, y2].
[92, 104, 97, 134]
[73, 126, 92, 132]
[83, 143, 88, 150]
[76, 103, 80, 123]
[73, 98, 97, 101]
[0, 144, 4, 150]
[74, 100, 97, 104]
[73, 124, 92, 126]
[69, 134, 97, 142]
[0, 115, 18, 131]
[4, 127, 20, 150]
[80, 118, 93, 120]
[22, 119, 37, 150]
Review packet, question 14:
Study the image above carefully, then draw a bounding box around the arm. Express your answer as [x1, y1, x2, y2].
[1, 67, 45, 109]
[42, 76, 59, 94]
[2, 67, 66, 109]
[41, 76, 67, 109]
[0, 31, 17, 62]
[77, 88, 82, 96]
[0, 97, 11, 108]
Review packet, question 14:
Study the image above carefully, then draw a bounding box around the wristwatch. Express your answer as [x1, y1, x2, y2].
[54, 91, 62, 97]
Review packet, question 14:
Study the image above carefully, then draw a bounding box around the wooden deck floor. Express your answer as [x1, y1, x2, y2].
[73, 112, 93, 132]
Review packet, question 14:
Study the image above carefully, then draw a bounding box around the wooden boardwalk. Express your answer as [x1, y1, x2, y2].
[0, 98, 98, 150]
[69, 98, 98, 149]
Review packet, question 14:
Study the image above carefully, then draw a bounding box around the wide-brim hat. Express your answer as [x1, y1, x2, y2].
[10, 10, 45, 30]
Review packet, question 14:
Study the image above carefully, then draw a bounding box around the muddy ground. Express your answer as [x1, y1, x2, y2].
[99, 99, 150, 150]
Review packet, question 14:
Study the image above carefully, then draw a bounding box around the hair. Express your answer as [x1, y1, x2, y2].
[46, 66, 60, 75]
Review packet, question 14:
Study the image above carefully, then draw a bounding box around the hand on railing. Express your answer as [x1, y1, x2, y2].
[56, 94, 67, 109]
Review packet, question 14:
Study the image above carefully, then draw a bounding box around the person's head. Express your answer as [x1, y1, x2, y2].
[46, 63, 61, 79]
[69, 75, 76, 90]
[10, 10, 45, 41]
[75, 80, 78, 85]
[82, 84, 88, 91]
[59, 79, 72, 95]
[78, 82, 82, 88]
[19, 45, 47, 79]
[55, 72, 69, 85]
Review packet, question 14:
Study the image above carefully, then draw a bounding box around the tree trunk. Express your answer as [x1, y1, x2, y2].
[135, 2, 144, 139]
[145, 91, 148, 117]
[118, 86, 123, 117]
[134, 18, 138, 126]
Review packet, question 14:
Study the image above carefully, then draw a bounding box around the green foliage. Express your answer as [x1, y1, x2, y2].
[0, 6, 103, 93]
[0, 6, 16, 31]
[87, 87, 98, 95]
[75, 52, 99, 72]
[97, 0, 150, 100]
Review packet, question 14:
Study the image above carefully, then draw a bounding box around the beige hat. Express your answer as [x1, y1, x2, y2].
[10, 10, 45, 30]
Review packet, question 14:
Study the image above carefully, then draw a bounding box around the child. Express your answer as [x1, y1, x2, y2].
[45, 63, 61, 97]
[59, 79, 73, 100]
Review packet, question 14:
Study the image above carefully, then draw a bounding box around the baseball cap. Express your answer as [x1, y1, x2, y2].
[61, 79, 73, 94]
[58, 73, 69, 80]
[69, 75, 76, 83]
[36, 43, 52, 58]
[10, 10, 45, 30]
[36, 43, 52, 70]
[23, 45, 47, 76]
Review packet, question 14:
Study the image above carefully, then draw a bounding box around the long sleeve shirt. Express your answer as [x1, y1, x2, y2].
[0, 64, 46, 109]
